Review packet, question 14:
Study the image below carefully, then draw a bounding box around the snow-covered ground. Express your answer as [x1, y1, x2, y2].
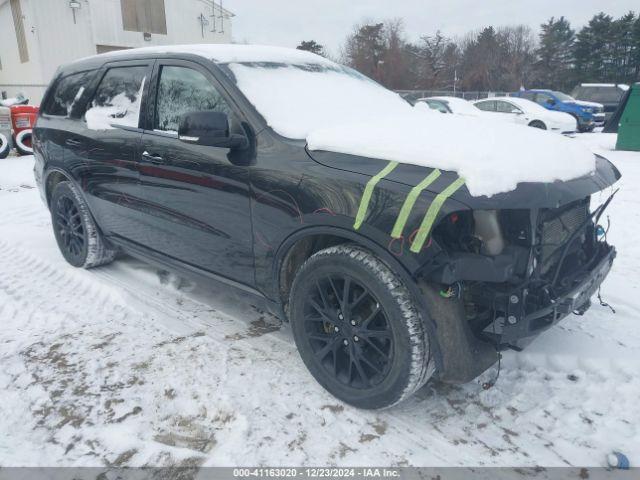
[0, 134, 638, 468]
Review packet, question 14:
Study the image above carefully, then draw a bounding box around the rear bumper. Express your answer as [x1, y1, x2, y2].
[497, 245, 616, 348]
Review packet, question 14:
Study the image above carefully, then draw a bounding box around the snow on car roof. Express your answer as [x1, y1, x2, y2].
[80, 44, 334, 66]
[580, 83, 629, 90]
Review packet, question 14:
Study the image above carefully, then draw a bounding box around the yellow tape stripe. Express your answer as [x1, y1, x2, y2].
[391, 169, 441, 239]
[353, 161, 399, 230]
[410, 177, 466, 253]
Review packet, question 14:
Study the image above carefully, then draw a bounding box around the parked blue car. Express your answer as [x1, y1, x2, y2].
[513, 89, 606, 132]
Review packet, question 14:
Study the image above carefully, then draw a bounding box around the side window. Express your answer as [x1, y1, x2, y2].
[535, 93, 553, 107]
[475, 101, 496, 112]
[597, 87, 623, 103]
[497, 101, 521, 114]
[85, 66, 147, 130]
[426, 100, 448, 113]
[581, 88, 599, 102]
[155, 66, 232, 133]
[521, 92, 536, 101]
[43, 71, 94, 117]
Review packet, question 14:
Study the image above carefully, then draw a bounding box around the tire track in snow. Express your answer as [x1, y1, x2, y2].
[0, 237, 451, 465]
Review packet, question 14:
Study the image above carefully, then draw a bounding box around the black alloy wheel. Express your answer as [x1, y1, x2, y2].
[303, 273, 393, 389]
[50, 181, 117, 269]
[55, 194, 87, 262]
[290, 245, 434, 409]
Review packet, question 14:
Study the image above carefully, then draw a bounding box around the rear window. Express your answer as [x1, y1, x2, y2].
[43, 70, 94, 117]
[574, 86, 624, 104]
[84, 66, 147, 130]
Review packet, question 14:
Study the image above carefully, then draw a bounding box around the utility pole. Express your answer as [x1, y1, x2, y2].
[453, 70, 458, 95]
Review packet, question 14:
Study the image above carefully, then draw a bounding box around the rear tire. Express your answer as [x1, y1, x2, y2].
[529, 120, 547, 130]
[289, 244, 434, 409]
[50, 181, 117, 268]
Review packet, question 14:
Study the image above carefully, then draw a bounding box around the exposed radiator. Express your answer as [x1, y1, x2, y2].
[540, 201, 589, 274]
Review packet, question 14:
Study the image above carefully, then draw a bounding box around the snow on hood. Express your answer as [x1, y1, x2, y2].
[573, 100, 604, 109]
[307, 110, 596, 198]
[225, 53, 595, 198]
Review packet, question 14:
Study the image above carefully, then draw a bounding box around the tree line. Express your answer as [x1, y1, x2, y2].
[297, 12, 640, 93]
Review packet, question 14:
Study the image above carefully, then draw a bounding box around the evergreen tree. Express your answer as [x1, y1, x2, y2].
[459, 27, 507, 91]
[610, 13, 636, 82]
[343, 23, 387, 82]
[534, 17, 575, 89]
[296, 40, 327, 57]
[574, 13, 615, 81]
[631, 15, 640, 81]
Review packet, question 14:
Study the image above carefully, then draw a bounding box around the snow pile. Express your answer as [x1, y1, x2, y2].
[228, 60, 595, 197]
[0, 94, 27, 107]
[0, 156, 36, 190]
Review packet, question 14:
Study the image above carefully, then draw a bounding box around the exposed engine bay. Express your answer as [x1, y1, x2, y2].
[423, 192, 617, 351]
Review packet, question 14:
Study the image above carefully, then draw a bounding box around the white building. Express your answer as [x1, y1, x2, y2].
[0, 0, 234, 104]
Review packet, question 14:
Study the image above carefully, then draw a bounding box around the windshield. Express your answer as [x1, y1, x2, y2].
[551, 91, 575, 102]
[221, 61, 414, 139]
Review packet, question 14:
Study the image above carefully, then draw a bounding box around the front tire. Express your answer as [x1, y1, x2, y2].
[50, 181, 117, 268]
[529, 120, 547, 130]
[289, 245, 434, 409]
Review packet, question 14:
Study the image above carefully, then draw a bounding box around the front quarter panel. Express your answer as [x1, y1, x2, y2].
[250, 136, 469, 299]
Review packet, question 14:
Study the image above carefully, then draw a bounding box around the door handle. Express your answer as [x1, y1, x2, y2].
[142, 151, 164, 164]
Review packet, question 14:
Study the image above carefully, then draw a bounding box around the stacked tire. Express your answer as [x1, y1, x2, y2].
[14, 129, 33, 156]
[0, 132, 10, 159]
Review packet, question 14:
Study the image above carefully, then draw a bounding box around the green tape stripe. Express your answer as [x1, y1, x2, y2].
[391, 169, 441, 239]
[353, 161, 399, 230]
[410, 177, 466, 253]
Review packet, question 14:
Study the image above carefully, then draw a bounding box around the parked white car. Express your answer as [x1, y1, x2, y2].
[473, 97, 577, 134]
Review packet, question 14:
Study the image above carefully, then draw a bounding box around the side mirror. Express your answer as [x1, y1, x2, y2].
[546, 98, 556, 106]
[178, 111, 248, 149]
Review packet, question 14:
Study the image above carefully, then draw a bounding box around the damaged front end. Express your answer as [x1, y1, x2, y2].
[419, 188, 617, 382]
[426, 193, 617, 348]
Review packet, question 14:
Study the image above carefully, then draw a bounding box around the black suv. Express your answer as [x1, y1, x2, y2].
[34, 46, 619, 409]
[572, 83, 629, 122]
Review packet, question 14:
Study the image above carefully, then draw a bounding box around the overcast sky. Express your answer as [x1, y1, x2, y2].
[225, 0, 638, 56]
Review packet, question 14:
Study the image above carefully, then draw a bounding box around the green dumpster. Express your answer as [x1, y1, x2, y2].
[616, 83, 640, 152]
